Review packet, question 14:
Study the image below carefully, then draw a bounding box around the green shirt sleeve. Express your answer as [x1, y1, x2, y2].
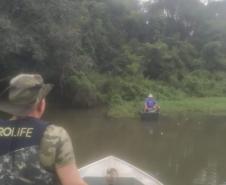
[39, 125, 75, 169]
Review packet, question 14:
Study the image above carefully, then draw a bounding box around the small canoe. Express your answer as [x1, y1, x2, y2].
[140, 111, 159, 121]
[79, 156, 164, 185]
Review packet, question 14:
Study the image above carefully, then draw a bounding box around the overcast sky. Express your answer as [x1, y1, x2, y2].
[139, 0, 218, 5]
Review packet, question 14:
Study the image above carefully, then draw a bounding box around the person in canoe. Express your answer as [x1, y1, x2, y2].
[144, 93, 160, 112]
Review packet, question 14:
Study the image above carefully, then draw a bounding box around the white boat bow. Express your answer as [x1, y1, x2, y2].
[79, 156, 164, 185]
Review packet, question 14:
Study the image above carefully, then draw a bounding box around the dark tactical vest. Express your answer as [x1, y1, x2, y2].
[0, 117, 59, 185]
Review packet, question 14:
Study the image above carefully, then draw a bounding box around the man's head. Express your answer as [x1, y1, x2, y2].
[148, 93, 153, 98]
[0, 74, 53, 117]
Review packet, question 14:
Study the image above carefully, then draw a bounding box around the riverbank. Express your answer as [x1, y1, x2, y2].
[1, 97, 226, 119]
[107, 97, 226, 118]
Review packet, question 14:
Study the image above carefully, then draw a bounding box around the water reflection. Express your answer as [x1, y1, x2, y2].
[44, 108, 226, 185]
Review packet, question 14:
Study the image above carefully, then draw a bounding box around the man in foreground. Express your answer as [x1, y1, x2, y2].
[0, 74, 87, 185]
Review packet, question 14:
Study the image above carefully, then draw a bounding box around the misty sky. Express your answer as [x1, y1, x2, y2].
[139, 0, 212, 5]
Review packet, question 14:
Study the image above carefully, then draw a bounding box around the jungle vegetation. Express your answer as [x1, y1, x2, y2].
[0, 0, 226, 110]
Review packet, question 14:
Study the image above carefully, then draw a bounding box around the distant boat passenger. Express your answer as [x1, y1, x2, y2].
[144, 94, 160, 112]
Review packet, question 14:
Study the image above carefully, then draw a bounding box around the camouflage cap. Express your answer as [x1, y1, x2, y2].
[0, 74, 53, 116]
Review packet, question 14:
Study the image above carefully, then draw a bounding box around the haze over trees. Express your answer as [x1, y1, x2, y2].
[0, 0, 226, 107]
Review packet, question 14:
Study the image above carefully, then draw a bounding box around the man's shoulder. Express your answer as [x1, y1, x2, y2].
[42, 124, 69, 144]
[40, 124, 75, 168]
[44, 124, 65, 136]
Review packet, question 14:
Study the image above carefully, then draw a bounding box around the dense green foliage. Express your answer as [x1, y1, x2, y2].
[0, 0, 226, 108]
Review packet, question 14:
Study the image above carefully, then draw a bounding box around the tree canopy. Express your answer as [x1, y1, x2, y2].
[0, 0, 226, 107]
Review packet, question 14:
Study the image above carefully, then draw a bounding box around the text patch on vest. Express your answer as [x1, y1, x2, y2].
[0, 127, 34, 138]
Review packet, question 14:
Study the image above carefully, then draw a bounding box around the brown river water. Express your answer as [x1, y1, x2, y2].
[26, 108, 226, 185]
